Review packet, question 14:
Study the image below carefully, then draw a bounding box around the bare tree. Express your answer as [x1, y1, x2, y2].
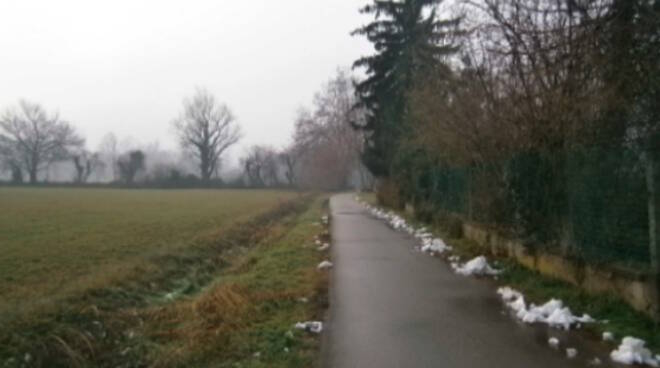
[0, 100, 83, 184]
[241, 145, 280, 187]
[0, 135, 23, 182]
[290, 70, 368, 190]
[117, 150, 145, 184]
[279, 146, 301, 187]
[71, 150, 104, 183]
[98, 132, 119, 181]
[172, 89, 242, 182]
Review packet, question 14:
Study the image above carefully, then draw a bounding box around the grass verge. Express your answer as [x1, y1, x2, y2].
[140, 196, 330, 367]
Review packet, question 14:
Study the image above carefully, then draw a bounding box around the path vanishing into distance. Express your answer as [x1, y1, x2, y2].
[321, 194, 620, 368]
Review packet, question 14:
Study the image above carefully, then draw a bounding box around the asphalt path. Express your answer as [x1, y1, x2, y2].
[321, 193, 619, 368]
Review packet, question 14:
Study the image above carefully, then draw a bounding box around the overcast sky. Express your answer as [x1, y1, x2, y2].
[0, 0, 372, 164]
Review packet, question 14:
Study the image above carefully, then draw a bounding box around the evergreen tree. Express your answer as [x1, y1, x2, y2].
[351, 0, 460, 177]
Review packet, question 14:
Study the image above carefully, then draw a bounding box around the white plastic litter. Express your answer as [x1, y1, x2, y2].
[365, 204, 457, 259]
[497, 286, 523, 302]
[453, 256, 500, 276]
[421, 238, 451, 254]
[294, 321, 323, 334]
[509, 296, 527, 314]
[589, 357, 602, 366]
[566, 348, 578, 359]
[610, 337, 659, 366]
[318, 243, 330, 251]
[548, 337, 560, 348]
[497, 287, 596, 330]
[317, 260, 333, 270]
[366, 206, 417, 234]
[603, 331, 615, 341]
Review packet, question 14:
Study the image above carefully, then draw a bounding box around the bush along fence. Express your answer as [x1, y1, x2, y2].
[389, 141, 660, 318]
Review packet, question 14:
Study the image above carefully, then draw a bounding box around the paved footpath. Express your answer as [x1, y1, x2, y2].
[321, 194, 617, 368]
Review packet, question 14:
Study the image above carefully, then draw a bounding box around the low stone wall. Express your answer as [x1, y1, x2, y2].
[462, 222, 659, 319]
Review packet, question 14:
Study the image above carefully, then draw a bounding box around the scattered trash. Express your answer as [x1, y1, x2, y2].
[448, 255, 461, 263]
[497, 287, 523, 302]
[589, 357, 602, 366]
[610, 337, 659, 366]
[497, 287, 595, 330]
[548, 337, 560, 348]
[297, 297, 309, 303]
[452, 256, 500, 276]
[566, 348, 578, 359]
[603, 331, 615, 342]
[364, 203, 460, 264]
[317, 260, 333, 270]
[294, 321, 323, 334]
[318, 243, 330, 251]
[421, 238, 451, 254]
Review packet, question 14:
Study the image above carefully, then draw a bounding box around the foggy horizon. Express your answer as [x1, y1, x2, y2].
[0, 0, 372, 166]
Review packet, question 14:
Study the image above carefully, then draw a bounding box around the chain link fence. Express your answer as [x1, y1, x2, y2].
[403, 144, 658, 271]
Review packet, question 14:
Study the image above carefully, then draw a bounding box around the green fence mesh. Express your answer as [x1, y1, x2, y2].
[404, 145, 657, 270]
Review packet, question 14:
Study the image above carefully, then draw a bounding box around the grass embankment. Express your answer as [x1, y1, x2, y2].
[141, 196, 330, 367]
[360, 192, 659, 351]
[1, 188, 329, 367]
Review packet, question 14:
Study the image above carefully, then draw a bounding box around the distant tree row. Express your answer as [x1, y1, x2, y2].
[0, 89, 243, 186]
[0, 73, 369, 190]
[237, 70, 372, 191]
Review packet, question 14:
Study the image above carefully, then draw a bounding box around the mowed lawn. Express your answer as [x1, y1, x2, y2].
[0, 187, 298, 317]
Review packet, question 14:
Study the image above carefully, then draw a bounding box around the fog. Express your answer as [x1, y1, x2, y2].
[0, 0, 372, 168]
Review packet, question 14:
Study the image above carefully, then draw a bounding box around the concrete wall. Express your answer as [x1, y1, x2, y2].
[462, 222, 659, 319]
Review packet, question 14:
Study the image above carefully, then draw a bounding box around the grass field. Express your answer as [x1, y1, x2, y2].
[0, 188, 328, 367]
[0, 188, 297, 315]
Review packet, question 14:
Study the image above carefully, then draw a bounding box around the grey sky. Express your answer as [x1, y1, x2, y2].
[0, 0, 372, 163]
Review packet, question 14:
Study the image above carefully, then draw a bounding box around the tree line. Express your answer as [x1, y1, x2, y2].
[0, 71, 368, 190]
[352, 0, 659, 260]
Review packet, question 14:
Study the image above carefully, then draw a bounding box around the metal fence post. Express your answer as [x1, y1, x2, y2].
[646, 150, 660, 319]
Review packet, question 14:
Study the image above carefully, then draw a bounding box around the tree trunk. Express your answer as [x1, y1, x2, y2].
[10, 165, 23, 184]
[200, 148, 210, 182]
[29, 168, 38, 184]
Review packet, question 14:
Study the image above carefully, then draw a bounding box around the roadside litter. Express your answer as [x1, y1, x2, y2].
[294, 321, 323, 334]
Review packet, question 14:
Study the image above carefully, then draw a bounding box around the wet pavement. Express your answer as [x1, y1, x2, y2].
[321, 194, 621, 368]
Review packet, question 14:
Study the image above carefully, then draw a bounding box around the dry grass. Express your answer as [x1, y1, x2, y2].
[139, 197, 330, 367]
